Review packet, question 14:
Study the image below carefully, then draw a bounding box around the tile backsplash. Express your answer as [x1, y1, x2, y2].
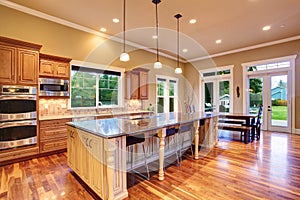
[39, 98, 145, 117]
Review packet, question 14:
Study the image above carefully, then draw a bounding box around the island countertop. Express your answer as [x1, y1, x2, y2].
[67, 112, 216, 138]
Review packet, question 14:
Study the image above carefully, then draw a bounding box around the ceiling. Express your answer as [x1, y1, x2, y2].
[5, 0, 300, 61]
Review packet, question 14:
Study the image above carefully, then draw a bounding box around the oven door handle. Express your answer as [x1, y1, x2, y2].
[0, 95, 36, 100]
[0, 120, 37, 129]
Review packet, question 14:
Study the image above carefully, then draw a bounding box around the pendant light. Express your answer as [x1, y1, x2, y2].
[120, 0, 130, 62]
[153, 0, 162, 69]
[174, 14, 182, 74]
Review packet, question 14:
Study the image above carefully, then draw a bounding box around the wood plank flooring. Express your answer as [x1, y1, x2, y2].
[1, 131, 300, 199]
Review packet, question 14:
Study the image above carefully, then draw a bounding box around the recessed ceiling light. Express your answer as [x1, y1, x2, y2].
[189, 19, 197, 24]
[262, 25, 271, 31]
[112, 18, 120, 23]
[182, 49, 188, 53]
[216, 39, 222, 44]
[280, 24, 286, 28]
[152, 35, 158, 39]
[100, 27, 107, 32]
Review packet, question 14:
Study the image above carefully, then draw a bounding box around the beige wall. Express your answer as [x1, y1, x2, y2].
[185, 39, 300, 129]
[0, 5, 187, 112]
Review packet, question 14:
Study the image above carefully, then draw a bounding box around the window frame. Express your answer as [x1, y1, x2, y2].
[199, 65, 234, 113]
[156, 75, 179, 113]
[69, 60, 124, 109]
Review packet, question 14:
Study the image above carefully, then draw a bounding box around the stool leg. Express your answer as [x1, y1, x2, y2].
[142, 143, 150, 180]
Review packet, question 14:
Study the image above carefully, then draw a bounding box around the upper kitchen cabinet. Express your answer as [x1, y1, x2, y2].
[0, 36, 42, 85]
[126, 68, 149, 100]
[39, 53, 72, 79]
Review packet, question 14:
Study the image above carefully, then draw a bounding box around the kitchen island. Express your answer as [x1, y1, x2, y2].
[66, 112, 218, 200]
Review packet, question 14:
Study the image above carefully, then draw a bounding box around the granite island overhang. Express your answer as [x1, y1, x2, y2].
[66, 112, 219, 200]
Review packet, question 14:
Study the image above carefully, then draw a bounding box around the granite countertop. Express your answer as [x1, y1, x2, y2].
[67, 112, 217, 139]
[39, 110, 152, 121]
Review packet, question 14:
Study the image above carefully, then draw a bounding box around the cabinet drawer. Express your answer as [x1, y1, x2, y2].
[40, 119, 70, 128]
[0, 146, 39, 163]
[40, 127, 68, 140]
[40, 139, 67, 153]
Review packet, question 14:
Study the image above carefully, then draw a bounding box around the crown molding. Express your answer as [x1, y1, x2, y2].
[188, 35, 300, 63]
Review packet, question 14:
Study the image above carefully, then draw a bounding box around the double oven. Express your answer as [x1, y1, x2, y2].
[0, 85, 37, 150]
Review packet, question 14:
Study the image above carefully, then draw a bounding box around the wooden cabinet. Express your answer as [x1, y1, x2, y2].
[67, 126, 128, 200]
[0, 146, 39, 164]
[126, 68, 149, 100]
[39, 53, 71, 79]
[39, 118, 71, 153]
[0, 37, 41, 85]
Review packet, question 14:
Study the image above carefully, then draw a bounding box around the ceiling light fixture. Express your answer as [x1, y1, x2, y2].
[100, 27, 107, 32]
[152, 35, 158, 39]
[153, 0, 162, 69]
[216, 39, 222, 44]
[189, 19, 197, 24]
[182, 49, 188, 53]
[120, 0, 130, 62]
[262, 25, 271, 31]
[113, 18, 120, 23]
[175, 14, 182, 74]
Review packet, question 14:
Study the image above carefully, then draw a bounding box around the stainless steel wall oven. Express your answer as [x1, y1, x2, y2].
[0, 85, 37, 150]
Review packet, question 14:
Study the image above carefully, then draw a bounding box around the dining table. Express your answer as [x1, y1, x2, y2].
[218, 113, 258, 143]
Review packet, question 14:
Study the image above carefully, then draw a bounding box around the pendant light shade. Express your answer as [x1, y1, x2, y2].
[120, 0, 130, 62]
[120, 52, 130, 62]
[174, 13, 182, 74]
[153, 0, 162, 69]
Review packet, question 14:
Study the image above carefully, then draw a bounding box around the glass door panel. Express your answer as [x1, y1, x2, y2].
[249, 77, 263, 115]
[218, 81, 230, 113]
[270, 75, 288, 127]
[204, 82, 214, 112]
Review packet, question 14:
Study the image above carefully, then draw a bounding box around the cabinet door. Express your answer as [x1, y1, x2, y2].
[67, 127, 78, 172]
[139, 71, 148, 100]
[55, 62, 70, 78]
[0, 45, 16, 84]
[18, 49, 38, 85]
[40, 60, 54, 76]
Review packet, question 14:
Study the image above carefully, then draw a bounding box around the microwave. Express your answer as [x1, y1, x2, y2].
[39, 78, 69, 97]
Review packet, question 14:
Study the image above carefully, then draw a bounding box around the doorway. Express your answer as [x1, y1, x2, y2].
[248, 73, 290, 132]
[200, 65, 234, 113]
[243, 55, 296, 133]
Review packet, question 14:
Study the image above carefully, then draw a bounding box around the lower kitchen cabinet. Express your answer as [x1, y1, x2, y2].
[0, 146, 39, 164]
[39, 118, 71, 153]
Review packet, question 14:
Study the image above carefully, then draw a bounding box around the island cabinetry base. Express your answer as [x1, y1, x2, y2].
[67, 126, 128, 200]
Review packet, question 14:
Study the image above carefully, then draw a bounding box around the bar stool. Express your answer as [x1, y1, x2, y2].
[126, 133, 150, 180]
[178, 124, 194, 162]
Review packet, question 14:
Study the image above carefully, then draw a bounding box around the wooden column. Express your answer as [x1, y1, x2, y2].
[104, 138, 117, 200]
[157, 128, 166, 181]
[193, 120, 200, 160]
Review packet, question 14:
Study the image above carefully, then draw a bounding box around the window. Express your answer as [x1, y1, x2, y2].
[156, 76, 178, 113]
[70, 64, 123, 108]
[247, 61, 290, 72]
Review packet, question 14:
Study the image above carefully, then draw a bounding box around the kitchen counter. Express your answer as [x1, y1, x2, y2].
[39, 110, 152, 121]
[67, 112, 215, 138]
[67, 112, 218, 200]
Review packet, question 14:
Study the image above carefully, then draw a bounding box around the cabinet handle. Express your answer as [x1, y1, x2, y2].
[89, 139, 93, 148]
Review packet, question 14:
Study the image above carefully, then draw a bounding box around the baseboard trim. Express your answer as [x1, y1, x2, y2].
[293, 129, 300, 134]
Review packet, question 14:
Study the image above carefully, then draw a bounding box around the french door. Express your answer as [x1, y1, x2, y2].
[203, 79, 231, 113]
[248, 72, 291, 132]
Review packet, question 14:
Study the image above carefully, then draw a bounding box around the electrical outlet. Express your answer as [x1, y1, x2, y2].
[61, 103, 67, 109]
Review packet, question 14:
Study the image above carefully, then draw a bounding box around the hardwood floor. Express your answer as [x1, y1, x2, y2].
[1, 131, 300, 199]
